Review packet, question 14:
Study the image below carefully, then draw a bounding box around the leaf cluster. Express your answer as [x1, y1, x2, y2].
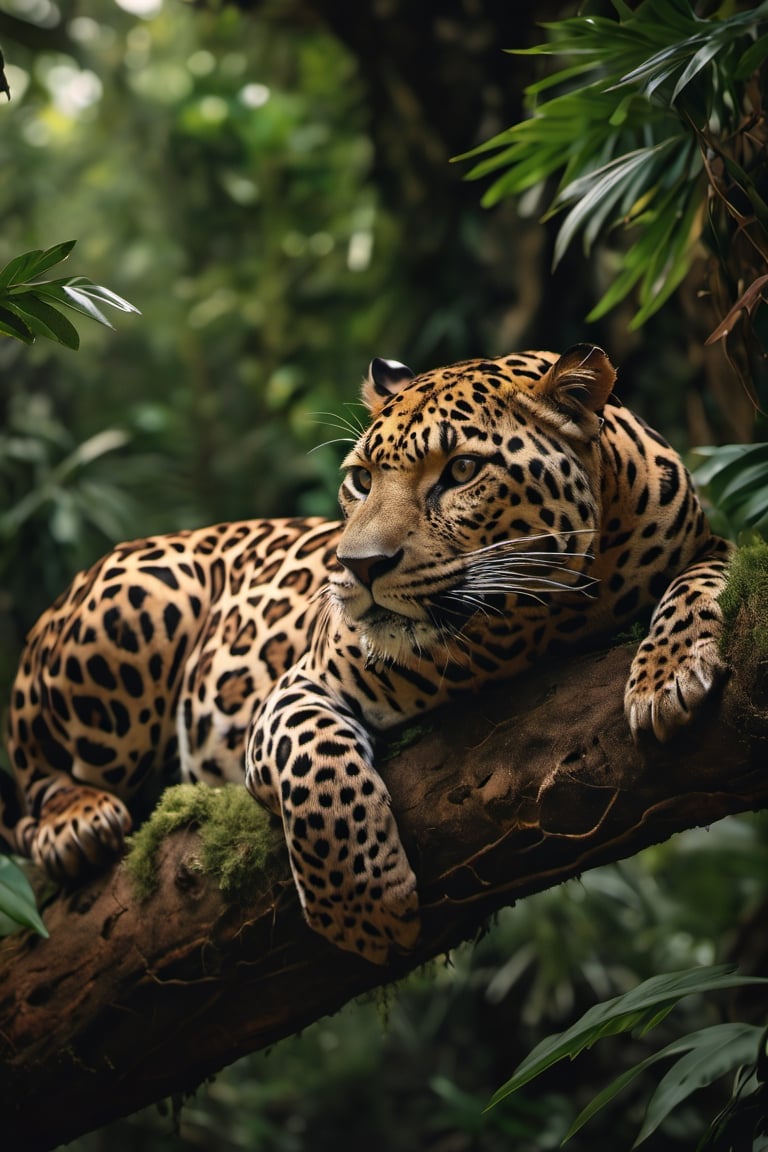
[0, 240, 139, 349]
[459, 0, 768, 331]
[693, 444, 768, 539]
[488, 965, 768, 1147]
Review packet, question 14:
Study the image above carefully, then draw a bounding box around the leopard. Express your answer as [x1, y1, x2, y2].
[0, 344, 732, 964]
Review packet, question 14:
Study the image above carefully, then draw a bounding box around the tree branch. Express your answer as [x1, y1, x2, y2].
[1, 639, 766, 1150]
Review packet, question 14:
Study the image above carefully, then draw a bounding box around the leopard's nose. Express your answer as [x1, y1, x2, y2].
[338, 550, 403, 589]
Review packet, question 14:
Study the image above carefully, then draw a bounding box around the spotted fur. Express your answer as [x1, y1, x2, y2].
[1, 346, 732, 962]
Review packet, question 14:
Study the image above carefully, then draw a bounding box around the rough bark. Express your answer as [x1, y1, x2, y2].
[1, 638, 766, 1150]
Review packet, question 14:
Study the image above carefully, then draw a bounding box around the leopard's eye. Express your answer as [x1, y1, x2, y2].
[347, 465, 373, 498]
[443, 455, 482, 487]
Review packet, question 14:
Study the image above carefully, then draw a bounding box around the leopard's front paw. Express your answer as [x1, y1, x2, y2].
[305, 857, 420, 966]
[292, 804, 420, 965]
[29, 784, 132, 881]
[625, 632, 727, 742]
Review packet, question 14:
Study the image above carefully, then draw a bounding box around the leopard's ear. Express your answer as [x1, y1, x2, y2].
[539, 344, 616, 413]
[362, 358, 414, 414]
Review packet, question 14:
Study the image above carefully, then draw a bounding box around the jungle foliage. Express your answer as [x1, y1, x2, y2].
[462, 0, 768, 539]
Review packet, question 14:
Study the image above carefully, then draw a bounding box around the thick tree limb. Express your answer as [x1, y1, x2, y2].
[1, 639, 766, 1149]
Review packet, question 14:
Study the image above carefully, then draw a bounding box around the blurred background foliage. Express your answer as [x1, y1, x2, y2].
[1, 0, 768, 1148]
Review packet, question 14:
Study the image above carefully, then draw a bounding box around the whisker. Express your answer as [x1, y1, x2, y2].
[467, 570, 598, 588]
[464, 530, 593, 560]
[442, 592, 504, 620]
[308, 410, 367, 437]
[307, 436, 356, 454]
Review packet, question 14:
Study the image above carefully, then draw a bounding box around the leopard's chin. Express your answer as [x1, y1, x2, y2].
[357, 607, 458, 669]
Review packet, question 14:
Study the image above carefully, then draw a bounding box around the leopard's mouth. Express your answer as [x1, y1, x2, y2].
[353, 607, 426, 667]
[360, 605, 411, 627]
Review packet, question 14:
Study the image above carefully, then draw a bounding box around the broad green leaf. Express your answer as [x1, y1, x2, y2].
[566, 1058, 658, 1140]
[0, 248, 45, 290]
[636, 1023, 762, 1145]
[16, 239, 77, 283]
[717, 460, 768, 509]
[487, 966, 768, 1108]
[735, 32, 768, 80]
[5, 292, 80, 349]
[0, 304, 34, 343]
[0, 856, 48, 937]
[0, 240, 76, 289]
[704, 445, 768, 505]
[566, 1024, 763, 1144]
[732, 485, 768, 528]
[691, 444, 751, 487]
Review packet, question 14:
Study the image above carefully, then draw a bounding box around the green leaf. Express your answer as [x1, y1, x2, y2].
[690, 444, 751, 487]
[32, 278, 141, 327]
[3, 292, 80, 349]
[0, 428, 130, 536]
[732, 485, 768, 528]
[552, 143, 674, 265]
[0, 248, 45, 290]
[636, 1023, 763, 1145]
[457, 0, 768, 327]
[0, 857, 48, 938]
[735, 32, 768, 80]
[630, 190, 701, 327]
[703, 444, 768, 506]
[670, 38, 724, 102]
[65, 278, 141, 314]
[0, 240, 76, 289]
[566, 1024, 763, 1144]
[566, 1059, 657, 1140]
[487, 966, 768, 1109]
[0, 304, 34, 343]
[63, 285, 113, 328]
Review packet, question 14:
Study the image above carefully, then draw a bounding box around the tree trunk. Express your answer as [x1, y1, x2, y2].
[1, 636, 766, 1150]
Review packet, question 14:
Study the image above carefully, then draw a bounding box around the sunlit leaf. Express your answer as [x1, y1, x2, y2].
[67, 280, 141, 313]
[31, 278, 141, 328]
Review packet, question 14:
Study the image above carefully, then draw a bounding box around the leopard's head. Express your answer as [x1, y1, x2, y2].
[330, 345, 616, 667]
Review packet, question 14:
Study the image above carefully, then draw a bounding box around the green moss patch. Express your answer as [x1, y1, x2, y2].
[719, 540, 768, 659]
[125, 783, 282, 902]
[718, 539, 768, 727]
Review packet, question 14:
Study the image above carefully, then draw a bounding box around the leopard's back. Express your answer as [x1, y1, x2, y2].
[2, 517, 339, 871]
